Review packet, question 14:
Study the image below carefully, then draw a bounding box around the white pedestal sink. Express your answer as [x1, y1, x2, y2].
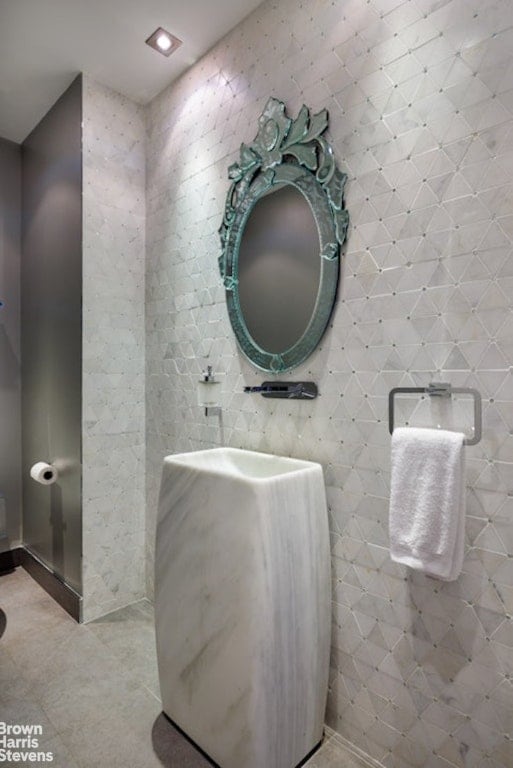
[155, 447, 331, 768]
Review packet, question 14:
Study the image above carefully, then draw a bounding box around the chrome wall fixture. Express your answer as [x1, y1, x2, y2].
[388, 382, 482, 446]
[244, 381, 318, 400]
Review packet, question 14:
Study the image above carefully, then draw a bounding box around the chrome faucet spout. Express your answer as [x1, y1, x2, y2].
[243, 382, 318, 400]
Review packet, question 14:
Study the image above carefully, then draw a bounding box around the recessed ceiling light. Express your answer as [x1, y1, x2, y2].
[145, 27, 182, 57]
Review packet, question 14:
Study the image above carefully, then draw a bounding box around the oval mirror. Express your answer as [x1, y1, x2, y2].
[238, 183, 320, 354]
[219, 98, 349, 373]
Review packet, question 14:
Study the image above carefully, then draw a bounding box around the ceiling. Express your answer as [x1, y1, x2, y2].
[0, 0, 264, 143]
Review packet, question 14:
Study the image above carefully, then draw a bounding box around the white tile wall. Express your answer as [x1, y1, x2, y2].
[82, 77, 146, 622]
[145, 1, 513, 765]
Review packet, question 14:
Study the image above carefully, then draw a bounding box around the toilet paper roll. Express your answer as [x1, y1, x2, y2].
[30, 462, 58, 486]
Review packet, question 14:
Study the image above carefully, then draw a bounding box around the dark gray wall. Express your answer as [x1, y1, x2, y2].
[0, 138, 22, 553]
[21, 75, 82, 592]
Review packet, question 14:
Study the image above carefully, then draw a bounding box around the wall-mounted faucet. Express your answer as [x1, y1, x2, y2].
[244, 382, 318, 400]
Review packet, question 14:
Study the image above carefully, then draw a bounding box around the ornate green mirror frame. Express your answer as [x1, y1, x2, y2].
[218, 98, 349, 373]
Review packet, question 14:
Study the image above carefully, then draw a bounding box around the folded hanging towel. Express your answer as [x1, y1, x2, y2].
[389, 427, 466, 581]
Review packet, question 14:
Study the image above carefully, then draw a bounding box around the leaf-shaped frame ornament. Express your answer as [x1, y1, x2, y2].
[218, 98, 349, 373]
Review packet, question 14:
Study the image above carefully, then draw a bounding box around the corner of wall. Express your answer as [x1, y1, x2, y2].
[81, 75, 146, 622]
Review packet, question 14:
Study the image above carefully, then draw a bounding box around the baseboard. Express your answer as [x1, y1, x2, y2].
[324, 726, 385, 768]
[20, 547, 82, 622]
[0, 547, 22, 573]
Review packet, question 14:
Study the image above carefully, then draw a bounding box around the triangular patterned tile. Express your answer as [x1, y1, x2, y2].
[494, 372, 513, 401]
[427, 143, 459, 176]
[407, 690, 434, 723]
[451, 222, 488, 254]
[353, 609, 380, 639]
[464, 131, 496, 165]
[367, 571, 393, 599]
[479, 308, 510, 338]
[424, 317, 453, 342]
[480, 578, 510, 614]
[422, 341, 452, 368]
[495, 313, 513, 347]
[492, 400, 513, 432]
[489, 639, 513, 679]
[495, 460, 513, 494]
[481, 537, 512, 577]
[477, 342, 509, 370]
[394, 344, 423, 369]
[497, 249, 513, 280]
[410, 290, 439, 317]
[477, 283, 510, 311]
[426, 170, 456, 202]
[408, 67, 437, 101]
[426, 263, 454, 290]
[379, 651, 408, 684]
[410, 719, 450, 753]
[411, 182, 440, 209]
[393, 234, 423, 264]
[422, 209, 453, 240]
[409, 347, 437, 373]
[493, 508, 513, 555]
[368, 271, 397, 297]
[431, 286, 467, 312]
[496, 213, 513, 241]
[443, 138, 474, 171]
[474, 605, 507, 639]
[446, 69, 492, 109]
[460, 155, 497, 193]
[352, 687, 379, 718]
[456, 340, 487, 367]
[491, 678, 513, 728]
[477, 98, 513, 132]
[411, 148, 439, 181]
[441, 346, 470, 370]
[429, 50, 472, 89]
[395, 179, 424, 210]
[453, 609, 488, 657]
[356, 273, 380, 296]
[441, 171, 475, 201]
[344, 564, 368, 591]
[455, 253, 489, 284]
[441, 311, 474, 339]
[472, 696, 507, 738]
[366, 621, 389, 651]
[443, 112, 476, 145]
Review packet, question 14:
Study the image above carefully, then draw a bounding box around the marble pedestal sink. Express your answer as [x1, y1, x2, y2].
[155, 447, 331, 768]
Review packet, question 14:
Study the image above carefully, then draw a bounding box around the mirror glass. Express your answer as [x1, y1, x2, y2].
[238, 184, 320, 354]
[219, 98, 349, 373]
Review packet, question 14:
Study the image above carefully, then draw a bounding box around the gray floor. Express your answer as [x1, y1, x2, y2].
[0, 568, 370, 768]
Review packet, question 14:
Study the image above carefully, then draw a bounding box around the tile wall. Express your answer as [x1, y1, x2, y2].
[82, 77, 146, 621]
[145, 1, 513, 765]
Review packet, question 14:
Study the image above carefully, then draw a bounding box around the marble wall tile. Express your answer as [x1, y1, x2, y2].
[82, 77, 146, 622]
[145, 0, 513, 765]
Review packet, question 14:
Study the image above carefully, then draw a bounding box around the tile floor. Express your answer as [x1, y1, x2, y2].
[0, 568, 372, 768]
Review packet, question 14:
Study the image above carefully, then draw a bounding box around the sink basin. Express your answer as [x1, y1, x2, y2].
[159, 444, 322, 479]
[155, 447, 331, 768]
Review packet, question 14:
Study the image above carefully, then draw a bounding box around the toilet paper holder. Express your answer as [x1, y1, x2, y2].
[30, 462, 59, 485]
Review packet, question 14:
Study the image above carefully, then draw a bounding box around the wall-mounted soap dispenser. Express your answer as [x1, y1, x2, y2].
[197, 365, 221, 416]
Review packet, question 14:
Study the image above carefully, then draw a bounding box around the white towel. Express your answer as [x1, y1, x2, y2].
[389, 427, 466, 581]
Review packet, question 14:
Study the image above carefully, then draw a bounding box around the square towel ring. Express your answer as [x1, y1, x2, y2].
[388, 382, 482, 446]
